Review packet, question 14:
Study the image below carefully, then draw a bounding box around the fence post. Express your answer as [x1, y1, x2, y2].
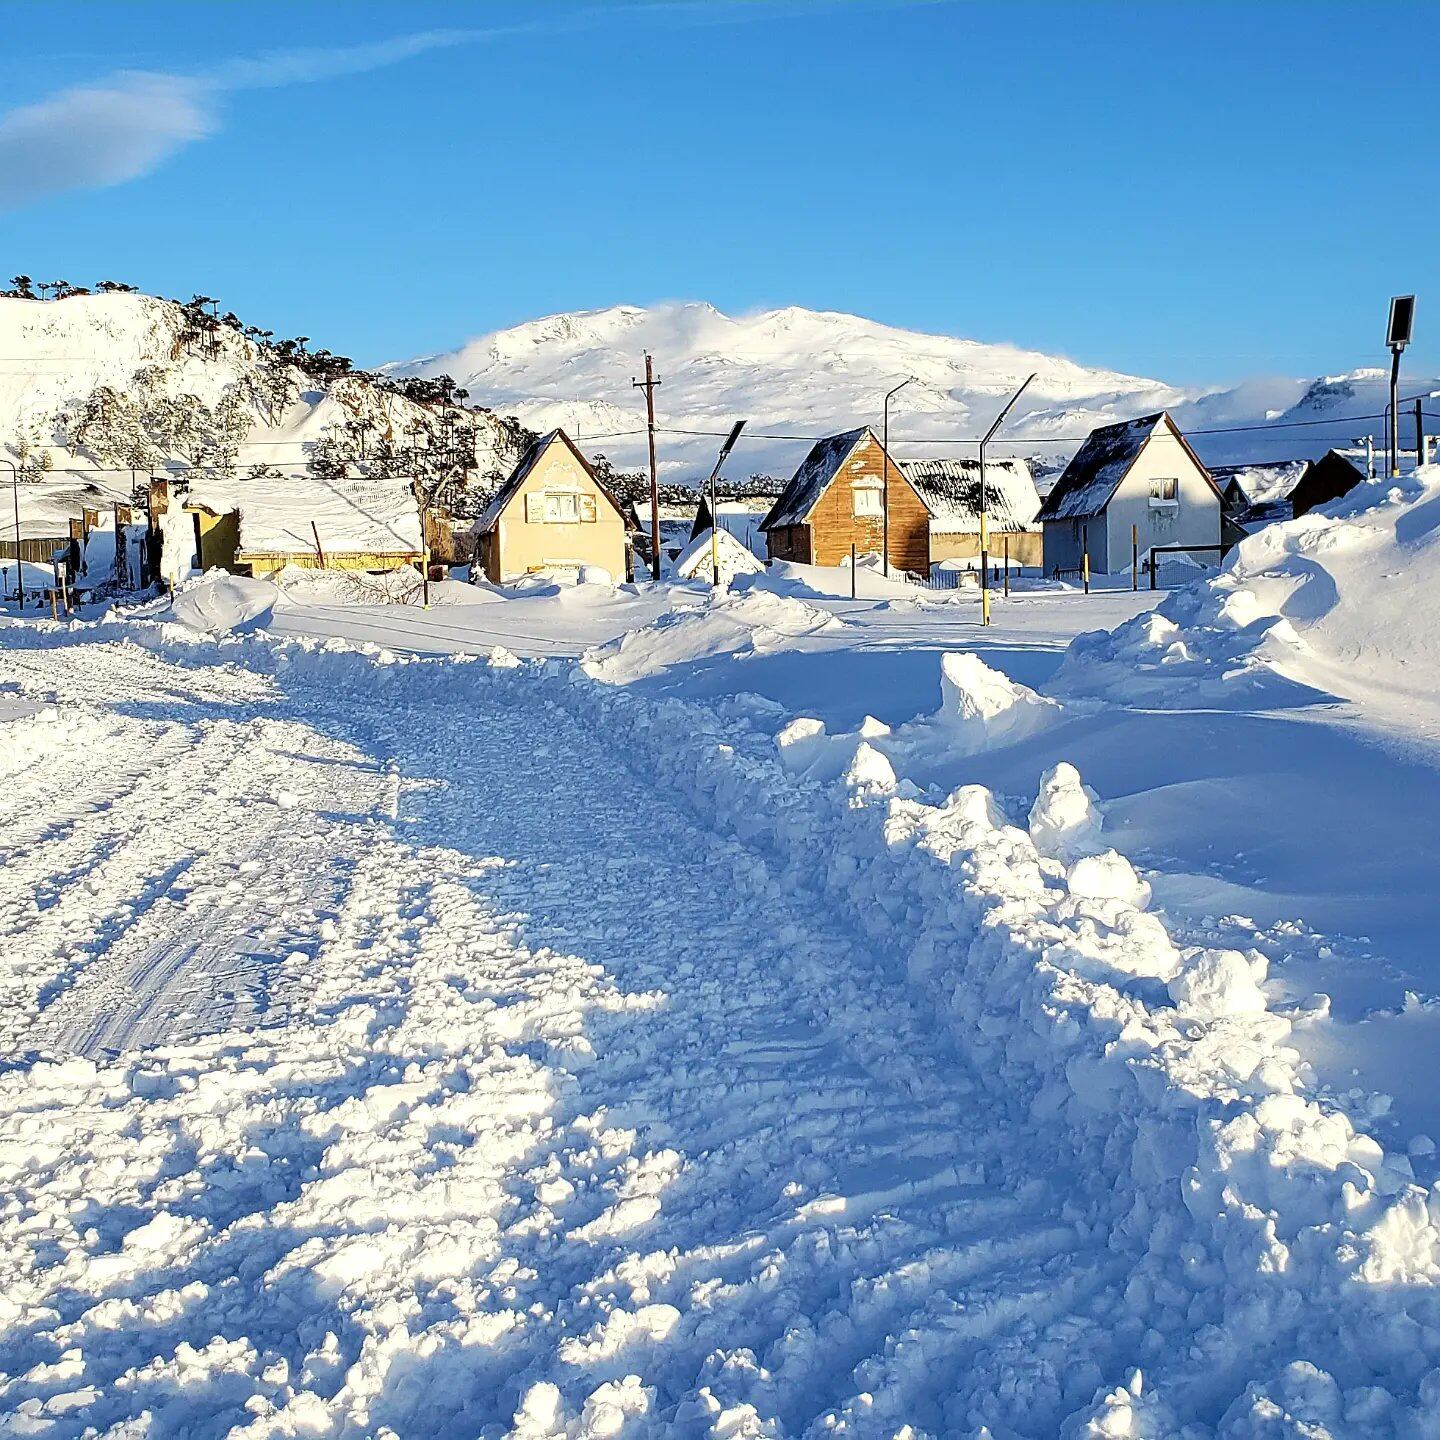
[850, 542, 856, 599]
[1150, 552, 1158, 590]
[1003, 535, 1010, 597]
[1081, 525, 1090, 594]
[1132, 525, 1138, 591]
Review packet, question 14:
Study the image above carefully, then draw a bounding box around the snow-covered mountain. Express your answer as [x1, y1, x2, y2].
[393, 301, 1427, 482]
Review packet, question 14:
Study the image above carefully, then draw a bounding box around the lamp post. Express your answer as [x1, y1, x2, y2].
[704, 421, 747, 586]
[881, 377, 913, 577]
[1386, 296, 1415, 478]
[977, 372, 1036, 626]
[1, 460, 20, 609]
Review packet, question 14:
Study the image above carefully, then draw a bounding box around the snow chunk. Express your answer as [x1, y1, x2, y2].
[1168, 947, 1267, 1017]
[1066, 850, 1150, 909]
[169, 572, 276, 634]
[1029, 761, 1104, 861]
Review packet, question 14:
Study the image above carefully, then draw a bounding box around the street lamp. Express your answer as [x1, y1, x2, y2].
[1, 460, 20, 609]
[1386, 296, 1415, 478]
[882, 377, 913, 577]
[704, 421, 746, 586]
[977, 373, 1036, 626]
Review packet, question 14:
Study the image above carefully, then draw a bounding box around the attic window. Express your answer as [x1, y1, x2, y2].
[1149, 477, 1179, 503]
[526, 491, 598, 524]
[852, 484, 883, 517]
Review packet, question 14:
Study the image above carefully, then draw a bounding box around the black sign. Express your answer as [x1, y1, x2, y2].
[1388, 294, 1416, 349]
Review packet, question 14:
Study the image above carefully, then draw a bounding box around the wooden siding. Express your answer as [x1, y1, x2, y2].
[765, 434, 930, 575]
[0, 535, 70, 564]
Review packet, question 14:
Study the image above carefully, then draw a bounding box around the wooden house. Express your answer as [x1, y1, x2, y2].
[1036, 412, 1222, 575]
[760, 427, 929, 575]
[902, 457, 1043, 569]
[472, 429, 630, 584]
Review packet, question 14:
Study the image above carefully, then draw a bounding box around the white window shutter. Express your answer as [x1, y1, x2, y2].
[525, 493, 544, 523]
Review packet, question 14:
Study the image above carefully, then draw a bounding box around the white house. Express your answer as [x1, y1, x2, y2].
[1036, 411, 1221, 575]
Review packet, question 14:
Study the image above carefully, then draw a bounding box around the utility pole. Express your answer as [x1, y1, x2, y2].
[633, 354, 662, 585]
[882, 378, 913, 577]
[978, 372, 1036, 626]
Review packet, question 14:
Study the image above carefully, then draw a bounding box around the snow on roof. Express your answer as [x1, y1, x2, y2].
[760, 428, 870, 530]
[9, 477, 132, 539]
[187, 471, 422, 557]
[1035, 413, 1167, 521]
[1209, 459, 1310, 507]
[673, 526, 765, 582]
[903, 457, 1040, 534]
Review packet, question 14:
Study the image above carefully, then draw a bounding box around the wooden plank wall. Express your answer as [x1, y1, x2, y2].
[803, 434, 930, 575]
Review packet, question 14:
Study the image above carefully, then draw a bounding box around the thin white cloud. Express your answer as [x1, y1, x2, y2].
[0, 29, 499, 212]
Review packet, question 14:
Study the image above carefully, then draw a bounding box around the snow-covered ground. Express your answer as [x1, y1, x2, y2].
[5, 478, 1440, 1435]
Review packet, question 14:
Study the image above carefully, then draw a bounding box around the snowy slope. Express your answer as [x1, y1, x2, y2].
[391, 301, 1434, 481]
[0, 293, 525, 550]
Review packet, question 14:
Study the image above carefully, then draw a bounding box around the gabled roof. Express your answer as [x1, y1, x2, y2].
[473, 429, 626, 536]
[759, 428, 873, 530]
[903, 457, 1040, 535]
[1036, 411, 1218, 521]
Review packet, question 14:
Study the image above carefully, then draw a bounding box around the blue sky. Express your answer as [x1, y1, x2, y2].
[2, 0, 1436, 383]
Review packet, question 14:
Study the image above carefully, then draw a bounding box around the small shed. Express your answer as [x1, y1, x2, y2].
[473, 429, 630, 584]
[1289, 450, 1365, 517]
[760, 427, 929, 575]
[903, 457, 1043, 569]
[1036, 411, 1222, 575]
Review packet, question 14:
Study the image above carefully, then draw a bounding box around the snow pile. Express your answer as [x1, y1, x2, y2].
[1053, 469, 1440, 725]
[732, 556, 932, 602]
[671, 527, 764, 584]
[582, 589, 840, 683]
[776, 651, 1063, 785]
[555, 648, 1440, 1430]
[168, 572, 277, 634]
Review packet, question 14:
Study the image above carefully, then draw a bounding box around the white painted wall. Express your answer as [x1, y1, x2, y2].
[1102, 432, 1219, 574]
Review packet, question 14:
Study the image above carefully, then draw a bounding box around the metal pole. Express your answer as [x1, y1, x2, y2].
[850, 542, 856, 598]
[1417, 398, 1425, 472]
[978, 373, 1037, 626]
[882, 378, 912, 578]
[3, 461, 21, 608]
[702, 421, 746, 588]
[1003, 535, 1009, 598]
[1082, 526, 1090, 594]
[1132, 524, 1139, 591]
[1390, 347, 1402, 478]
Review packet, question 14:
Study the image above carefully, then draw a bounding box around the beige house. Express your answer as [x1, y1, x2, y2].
[473, 429, 630, 583]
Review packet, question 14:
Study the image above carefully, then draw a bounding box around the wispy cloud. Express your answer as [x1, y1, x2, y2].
[0, 29, 495, 212]
[0, 3, 954, 212]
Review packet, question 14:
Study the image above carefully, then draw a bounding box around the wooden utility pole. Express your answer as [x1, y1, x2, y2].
[633, 354, 662, 585]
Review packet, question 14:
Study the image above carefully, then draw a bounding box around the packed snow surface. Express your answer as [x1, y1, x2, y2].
[3, 514, 1440, 1434]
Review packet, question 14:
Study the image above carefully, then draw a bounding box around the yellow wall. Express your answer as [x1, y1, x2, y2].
[190, 508, 241, 571]
[239, 551, 421, 577]
[929, 529, 1043, 568]
[487, 441, 627, 582]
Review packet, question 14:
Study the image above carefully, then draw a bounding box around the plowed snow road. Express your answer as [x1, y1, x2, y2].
[0, 629, 1132, 1438]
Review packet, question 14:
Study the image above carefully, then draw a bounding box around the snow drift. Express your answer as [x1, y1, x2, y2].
[1053, 466, 1440, 737]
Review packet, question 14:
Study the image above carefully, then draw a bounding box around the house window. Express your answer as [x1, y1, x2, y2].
[853, 484, 883, 517]
[1150, 478, 1179, 502]
[526, 490, 597, 524]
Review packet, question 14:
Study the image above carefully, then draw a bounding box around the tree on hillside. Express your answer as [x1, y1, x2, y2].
[3, 276, 35, 299]
[96, 280, 139, 293]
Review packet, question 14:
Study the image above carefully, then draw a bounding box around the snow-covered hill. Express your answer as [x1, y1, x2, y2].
[0, 293, 531, 536]
[391, 301, 1432, 481]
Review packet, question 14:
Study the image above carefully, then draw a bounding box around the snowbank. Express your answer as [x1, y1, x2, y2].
[1053, 469, 1440, 729]
[732, 556, 932, 602]
[581, 589, 841, 683]
[168, 572, 277, 634]
[549, 641, 1440, 1431]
